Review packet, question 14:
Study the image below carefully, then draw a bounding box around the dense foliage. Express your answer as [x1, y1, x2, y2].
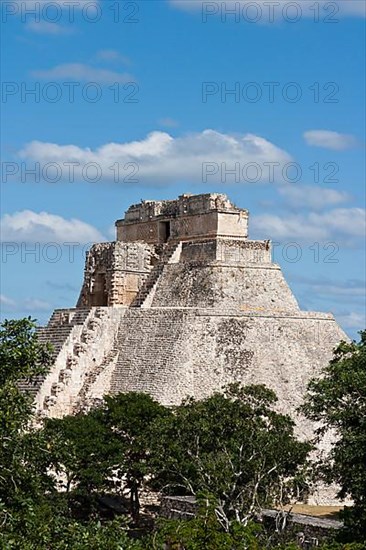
[0, 318, 53, 530]
[149, 384, 311, 526]
[149, 499, 365, 550]
[0, 319, 365, 548]
[302, 331, 366, 541]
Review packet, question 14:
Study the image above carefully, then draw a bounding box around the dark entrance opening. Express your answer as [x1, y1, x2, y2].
[91, 273, 108, 306]
[159, 221, 171, 243]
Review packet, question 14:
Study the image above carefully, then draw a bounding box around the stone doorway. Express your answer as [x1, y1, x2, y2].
[159, 221, 171, 243]
[91, 273, 108, 306]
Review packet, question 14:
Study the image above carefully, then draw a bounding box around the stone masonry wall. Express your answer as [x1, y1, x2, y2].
[116, 193, 249, 244]
[38, 307, 344, 430]
[151, 263, 300, 311]
[179, 239, 271, 264]
[106, 308, 345, 445]
[77, 242, 157, 307]
[36, 307, 124, 418]
[32, 193, 350, 505]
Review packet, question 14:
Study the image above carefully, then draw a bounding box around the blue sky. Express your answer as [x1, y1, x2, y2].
[1, 0, 365, 339]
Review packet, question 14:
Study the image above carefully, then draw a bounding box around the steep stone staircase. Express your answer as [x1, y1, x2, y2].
[18, 308, 91, 397]
[73, 344, 119, 414]
[130, 241, 180, 307]
[41, 307, 109, 413]
[109, 307, 187, 397]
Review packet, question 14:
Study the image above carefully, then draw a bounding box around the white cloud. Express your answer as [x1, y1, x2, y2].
[252, 207, 366, 243]
[12, 1, 100, 33]
[310, 208, 366, 237]
[95, 50, 130, 64]
[18, 130, 292, 184]
[0, 294, 16, 309]
[314, 285, 365, 298]
[278, 185, 350, 210]
[25, 20, 72, 35]
[0, 294, 51, 314]
[341, 1, 366, 17]
[0, 211, 105, 244]
[107, 224, 117, 240]
[31, 63, 134, 85]
[19, 0, 96, 5]
[303, 130, 358, 150]
[290, 274, 366, 299]
[335, 311, 366, 330]
[19, 0, 98, 8]
[158, 117, 179, 128]
[169, 0, 366, 18]
[23, 298, 51, 312]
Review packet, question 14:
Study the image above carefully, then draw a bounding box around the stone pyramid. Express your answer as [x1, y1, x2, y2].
[27, 193, 346, 449]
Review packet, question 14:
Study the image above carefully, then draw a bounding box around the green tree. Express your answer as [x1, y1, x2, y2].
[42, 412, 123, 516]
[149, 496, 263, 550]
[41, 393, 170, 524]
[302, 331, 366, 541]
[0, 319, 163, 546]
[97, 392, 171, 523]
[0, 318, 53, 527]
[150, 384, 311, 527]
[0, 515, 145, 550]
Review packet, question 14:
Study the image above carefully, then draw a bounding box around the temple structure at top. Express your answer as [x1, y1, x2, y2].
[24, 192, 347, 507]
[77, 193, 271, 309]
[115, 193, 249, 244]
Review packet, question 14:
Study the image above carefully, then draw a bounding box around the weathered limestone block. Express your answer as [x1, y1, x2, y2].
[43, 396, 57, 410]
[66, 355, 77, 369]
[51, 382, 64, 396]
[35, 307, 125, 418]
[32, 193, 350, 503]
[59, 369, 72, 383]
[77, 241, 156, 307]
[151, 262, 299, 312]
[73, 342, 87, 356]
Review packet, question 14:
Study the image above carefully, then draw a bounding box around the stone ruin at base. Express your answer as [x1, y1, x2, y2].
[23, 193, 347, 500]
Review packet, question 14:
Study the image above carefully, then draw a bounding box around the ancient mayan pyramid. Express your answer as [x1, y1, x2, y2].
[28, 193, 347, 445]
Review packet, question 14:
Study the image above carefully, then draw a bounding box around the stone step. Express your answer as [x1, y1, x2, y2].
[130, 242, 180, 308]
[19, 308, 93, 397]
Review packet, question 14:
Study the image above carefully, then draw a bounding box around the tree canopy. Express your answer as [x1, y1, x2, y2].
[0, 318, 53, 526]
[302, 331, 366, 541]
[1, 318, 365, 548]
[149, 384, 311, 527]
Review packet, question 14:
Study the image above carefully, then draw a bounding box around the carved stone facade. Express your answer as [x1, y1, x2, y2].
[27, 193, 348, 502]
[116, 193, 249, 244]
[77, 241, 157, 307]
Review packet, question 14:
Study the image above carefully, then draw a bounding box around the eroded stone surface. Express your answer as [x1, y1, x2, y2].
[30, 194, 348, 502]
